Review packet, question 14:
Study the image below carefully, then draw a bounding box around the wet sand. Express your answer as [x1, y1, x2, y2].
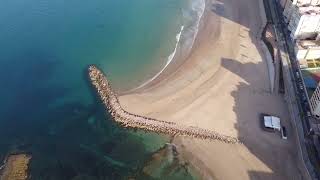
[118, 0, 304, 179]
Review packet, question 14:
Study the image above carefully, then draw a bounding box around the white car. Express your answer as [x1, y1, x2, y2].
[260, 114, 281, 132]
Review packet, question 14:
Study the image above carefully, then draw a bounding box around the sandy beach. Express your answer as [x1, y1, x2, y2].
[118, 0, 304, 179]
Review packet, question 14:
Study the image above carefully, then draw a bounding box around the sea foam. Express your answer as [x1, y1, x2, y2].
[132, 0, 206, 90]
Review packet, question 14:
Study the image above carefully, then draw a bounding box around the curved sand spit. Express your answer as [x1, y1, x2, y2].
[88, 65, 240, 144]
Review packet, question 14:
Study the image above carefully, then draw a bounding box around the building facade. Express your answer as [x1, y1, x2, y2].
[280, 0, 320, 7]
[310, 84, 320, 117]
[293, 0, 320, 6]
[281, 0, 320, 61]
[284, 5, 320, 39]
[295, 39, 320, 60]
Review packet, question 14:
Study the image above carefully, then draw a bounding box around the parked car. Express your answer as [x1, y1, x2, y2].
[260, 113, 281, 132]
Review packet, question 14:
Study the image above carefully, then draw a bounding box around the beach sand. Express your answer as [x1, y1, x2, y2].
[119, 0, 303, 179]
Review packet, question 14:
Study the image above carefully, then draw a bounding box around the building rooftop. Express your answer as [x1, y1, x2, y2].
[297, 39, 320, 49]
[295, 0, 320, 7]
[298, 6, 320, 15]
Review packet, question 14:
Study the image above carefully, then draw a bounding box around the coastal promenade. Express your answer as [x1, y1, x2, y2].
[88, 65, 240, 144]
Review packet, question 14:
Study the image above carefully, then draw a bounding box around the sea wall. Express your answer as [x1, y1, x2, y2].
[258, 0, 275, 93]
[88, 65, 240, 144]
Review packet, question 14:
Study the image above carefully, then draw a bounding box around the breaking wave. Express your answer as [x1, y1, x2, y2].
[131, 0, 206, 91]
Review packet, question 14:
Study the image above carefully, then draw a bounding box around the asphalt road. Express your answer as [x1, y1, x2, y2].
[266, 0, 319, 179]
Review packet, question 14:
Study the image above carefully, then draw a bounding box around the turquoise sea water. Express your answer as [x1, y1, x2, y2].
[0, 0, 203, 179]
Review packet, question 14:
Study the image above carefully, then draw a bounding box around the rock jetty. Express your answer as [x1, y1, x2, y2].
[88, 65, 240, 144]
[0, 153, 31, 180]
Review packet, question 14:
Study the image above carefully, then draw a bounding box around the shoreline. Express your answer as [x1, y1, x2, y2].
[88, 65, 240, 143]
[118, 0, 303, 179]
[122, 0, 207, 94]
[128, 25, 185, 93]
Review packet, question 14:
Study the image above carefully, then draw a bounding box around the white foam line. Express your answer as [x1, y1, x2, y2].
[190, 0, 205, 52]
[132, 26, 184, 90]
[128, 0, 206, 92]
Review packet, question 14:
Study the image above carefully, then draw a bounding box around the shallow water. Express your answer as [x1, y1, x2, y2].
[0, 0, 202, 179]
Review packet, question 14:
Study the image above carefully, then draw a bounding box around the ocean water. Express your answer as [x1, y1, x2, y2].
[0, 0, 204, 179]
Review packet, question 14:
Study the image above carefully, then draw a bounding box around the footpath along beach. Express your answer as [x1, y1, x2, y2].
[116, 0, 305, 179]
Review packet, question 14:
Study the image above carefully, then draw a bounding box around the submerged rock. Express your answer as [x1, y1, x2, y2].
[71, 174, 98, 180]
[87, 116, 96, 125]
[140, 143, 196, 180]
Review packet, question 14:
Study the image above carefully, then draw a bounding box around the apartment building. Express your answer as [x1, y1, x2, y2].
[295, 38, 320, 61]
[280, 0, 320, 7]
[284, 5, 320, 39]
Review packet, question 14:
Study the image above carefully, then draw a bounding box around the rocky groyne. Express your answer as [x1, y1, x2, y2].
[0, 153, 31, 180]
[88, 65, 240, 144]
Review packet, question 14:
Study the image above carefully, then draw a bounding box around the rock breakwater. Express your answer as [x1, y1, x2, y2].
[0, 153, 31, 180]
[88, 65, 240, 144]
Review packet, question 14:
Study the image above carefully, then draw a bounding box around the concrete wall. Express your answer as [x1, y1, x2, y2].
[259, 0, 275, 93]
[260, 41, 276, 92]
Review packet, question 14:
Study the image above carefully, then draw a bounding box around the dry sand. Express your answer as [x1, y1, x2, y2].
[119, 0, 303, 179]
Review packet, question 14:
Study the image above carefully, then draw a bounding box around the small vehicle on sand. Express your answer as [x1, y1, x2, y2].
[260, 113, 288, 140]
[260, 113, 281, 132]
